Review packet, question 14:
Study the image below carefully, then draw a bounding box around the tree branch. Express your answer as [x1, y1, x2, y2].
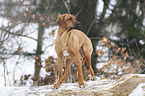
[75, 6, 83, 17]
[0, 27, 38, 41]
[62, 0, 70, 14]
[87, 17, 96, 36]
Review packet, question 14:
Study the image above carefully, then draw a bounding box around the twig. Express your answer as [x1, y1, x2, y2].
[90, 36, 102, 40]
[0, 27, 38, 41]
[75, 7, 83, 17]
[87, 17, 97, 36]
[3, 60, 6, 86]
[62, 0, 70, 14]
[49, 0, 56, 13]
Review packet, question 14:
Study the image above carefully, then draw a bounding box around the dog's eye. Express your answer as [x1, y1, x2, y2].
[68, 17, 72, 21]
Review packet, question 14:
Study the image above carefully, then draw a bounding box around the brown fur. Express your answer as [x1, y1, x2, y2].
[53, 14, 96, 88]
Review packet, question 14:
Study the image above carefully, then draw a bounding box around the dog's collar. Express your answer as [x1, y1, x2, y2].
[67, 29, 72, 33]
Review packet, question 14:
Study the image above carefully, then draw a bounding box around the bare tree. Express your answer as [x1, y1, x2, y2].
[0, 0, 67, 86]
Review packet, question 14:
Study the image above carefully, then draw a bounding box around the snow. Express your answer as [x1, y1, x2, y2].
[139, 40, 145, 45]
[0, 86, 29, 96]
[0, 77, 116, 96]
[97, 0, 104, 15]
[129, 83, 145, 96]
[127, 74, 145, 78]
[0, 74, 145, 96]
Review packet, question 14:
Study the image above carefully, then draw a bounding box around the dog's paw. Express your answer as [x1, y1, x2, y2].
[53, 82, 60, 89]
[90, 76, 97, 81]
[79, 83, 85, 89]
[52, 87, 58, 90]
[79, 85, 85, 89]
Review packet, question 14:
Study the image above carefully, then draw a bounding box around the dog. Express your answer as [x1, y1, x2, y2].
[53, 14, 96, 89]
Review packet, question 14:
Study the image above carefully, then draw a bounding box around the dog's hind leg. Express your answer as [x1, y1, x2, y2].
[84, 54, 96, 80]
[83, 45, 96, 80]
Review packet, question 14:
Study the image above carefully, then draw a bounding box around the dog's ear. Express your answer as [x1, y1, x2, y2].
[56, 14, 66, 29]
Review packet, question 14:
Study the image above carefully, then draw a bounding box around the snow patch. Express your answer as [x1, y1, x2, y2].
[129, 83, 145, 96]
[0, 77, 116, 96]
[0, 74, 145, 96]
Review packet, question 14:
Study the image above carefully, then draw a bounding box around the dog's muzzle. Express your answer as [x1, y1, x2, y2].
[75, 22, 81, 29]
[70, 22, 81, 29]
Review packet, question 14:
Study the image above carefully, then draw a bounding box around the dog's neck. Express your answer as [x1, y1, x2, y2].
[57, 27, 70, 36]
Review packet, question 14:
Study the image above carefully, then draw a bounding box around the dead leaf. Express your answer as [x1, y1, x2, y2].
[40, 16, 44, 21]
[23, 12, 27, 17]
[29, 11, 32, 15]
[127, 62, 132, 66]
[121, 47, 126, 52]
[115, 48, 121, 53]
[32, 14, 36, 19]
[125, 52, 128, 57]
[113, 55, 117, 60]
[124, 56, 127, 60]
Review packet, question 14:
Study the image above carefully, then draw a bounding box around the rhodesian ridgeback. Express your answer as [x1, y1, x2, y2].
[53, 14, 96, 89]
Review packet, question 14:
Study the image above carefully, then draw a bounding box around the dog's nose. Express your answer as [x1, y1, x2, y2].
[76, 22, 81, 28]
[77, 22, 81, 26]
[71, 22, 81, 29]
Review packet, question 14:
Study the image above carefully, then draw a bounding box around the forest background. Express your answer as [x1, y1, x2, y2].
[0, 0, 145, 86]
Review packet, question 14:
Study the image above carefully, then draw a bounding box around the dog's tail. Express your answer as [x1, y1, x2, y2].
[79, 47, 85, 66]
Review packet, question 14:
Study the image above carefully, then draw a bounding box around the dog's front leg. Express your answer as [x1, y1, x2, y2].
[61, 58, 74, 83]
[53, 55, 63, 89]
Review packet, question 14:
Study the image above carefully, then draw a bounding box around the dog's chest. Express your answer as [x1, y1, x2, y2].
[61, 31, 71, 47]
[60, 32, 70, 57]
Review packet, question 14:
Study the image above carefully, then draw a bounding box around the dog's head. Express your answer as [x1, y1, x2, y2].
[56, 14, 80, 29]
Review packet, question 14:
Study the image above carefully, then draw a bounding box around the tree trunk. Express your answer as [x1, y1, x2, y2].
[34, 23, 44, 79]
[70, 0, 98, 74]
[34, 0, 45, 79]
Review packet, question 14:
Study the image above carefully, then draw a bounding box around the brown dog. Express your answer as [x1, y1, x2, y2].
[53, 14, 96, 89]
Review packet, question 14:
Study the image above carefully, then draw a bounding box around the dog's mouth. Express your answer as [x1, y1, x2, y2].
[70, 22, 81, 29]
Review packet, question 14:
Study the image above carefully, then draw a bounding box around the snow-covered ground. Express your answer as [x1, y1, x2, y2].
[129, 83, 145, 96]
[0, 74, 145, 96]
[0, 77, 115, 96]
